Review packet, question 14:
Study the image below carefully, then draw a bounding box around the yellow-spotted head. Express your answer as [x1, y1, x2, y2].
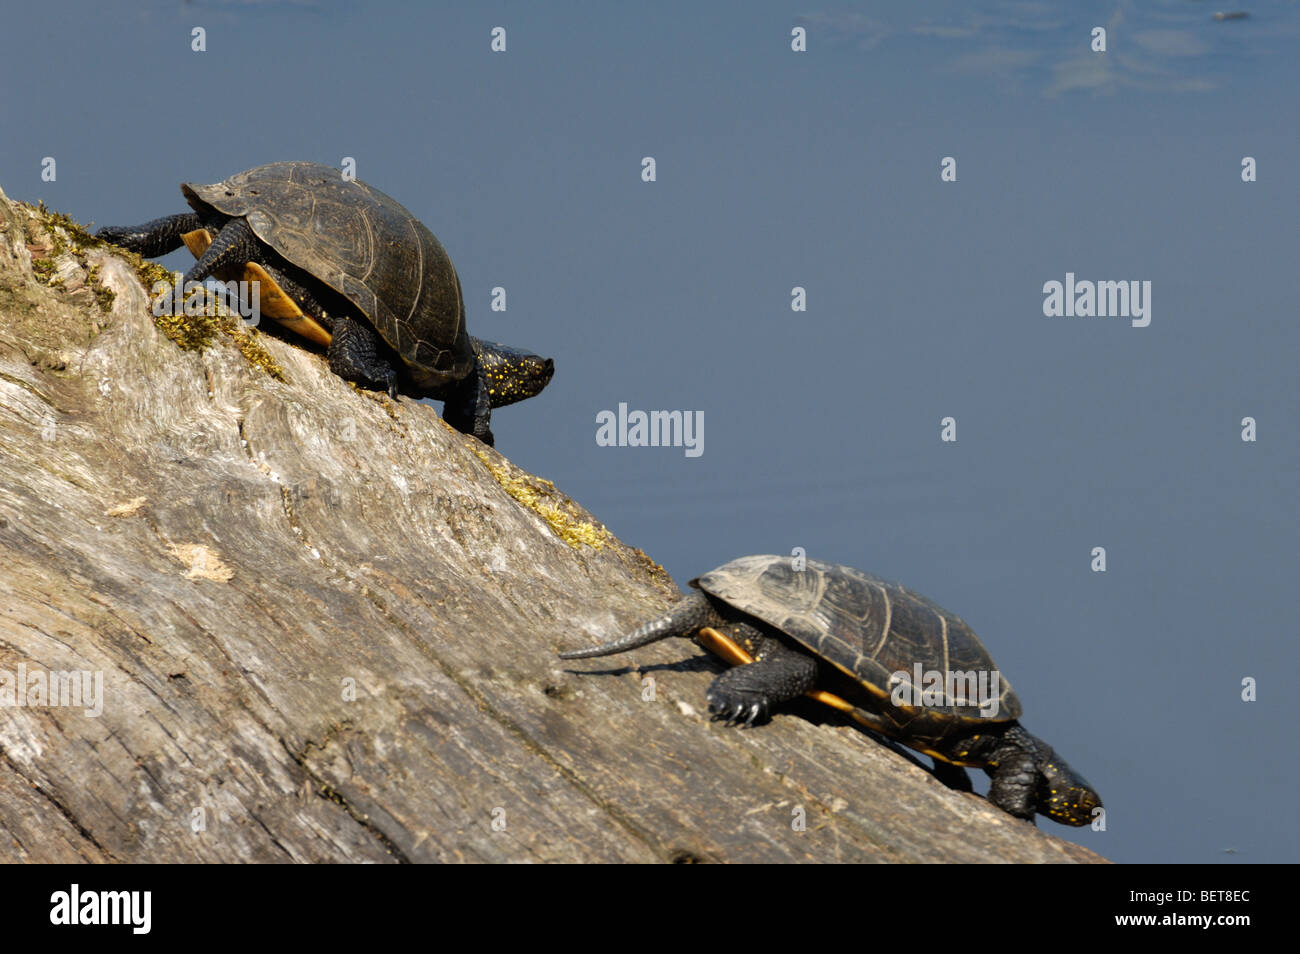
[1037, 754, 1102, 826]
[473, 338, 554, 408]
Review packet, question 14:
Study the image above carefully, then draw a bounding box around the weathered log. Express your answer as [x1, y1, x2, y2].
[0, 186, 1105, 863]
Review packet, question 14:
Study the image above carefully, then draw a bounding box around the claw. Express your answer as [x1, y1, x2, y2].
[707, 693, 771, 728]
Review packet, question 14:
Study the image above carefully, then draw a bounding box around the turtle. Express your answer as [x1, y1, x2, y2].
[560, 554, 1102, 826]
[95, 161, 553, 445]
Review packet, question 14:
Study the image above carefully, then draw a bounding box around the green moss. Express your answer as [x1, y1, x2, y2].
[134, 258, 174, 291]
[152, 287, 284, 377]
[31, 257, 55, 283]
[32, 199, 173, 305]
[153, 304, 222, 351]
[86, 264, 115, 314]
[153, 290, 223, 351]
[31, 199, 283, 380]
[30, 205, 113, 309]
[36, 201, 109, 254]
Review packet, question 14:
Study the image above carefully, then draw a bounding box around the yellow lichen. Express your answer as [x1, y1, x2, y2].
[226, 323, 284, 380]
[470, 446, 609, 550]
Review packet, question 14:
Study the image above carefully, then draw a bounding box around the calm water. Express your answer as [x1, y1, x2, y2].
[3, 0, 1296, 863]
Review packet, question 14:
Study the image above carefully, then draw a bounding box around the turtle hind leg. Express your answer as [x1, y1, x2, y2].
[96, 212, 204, 258]
[328, 314, 398, 397]
[442, 361, 494, 445]
[705, 630, 819, 727]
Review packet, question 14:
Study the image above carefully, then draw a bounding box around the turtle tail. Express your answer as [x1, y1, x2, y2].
[559, 591, 722, 659]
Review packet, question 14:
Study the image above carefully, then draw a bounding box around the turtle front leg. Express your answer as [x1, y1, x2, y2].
[442, 361, 494, 446]
[705, 631, 819, 726]
[986, 743, 1039, 823]
[181, 217, 263, 288]
[328, 315, 399, 397]
[141, 218, 268, 316]
[96, 212, 203, 258]
[931, 760, 974, 793]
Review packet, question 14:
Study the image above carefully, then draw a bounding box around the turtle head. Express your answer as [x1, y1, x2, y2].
[472, 338, 555, 408]
[1035, 750, 1102, 826]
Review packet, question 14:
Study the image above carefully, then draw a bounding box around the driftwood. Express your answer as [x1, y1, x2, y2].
[0, 186, 1105, 863]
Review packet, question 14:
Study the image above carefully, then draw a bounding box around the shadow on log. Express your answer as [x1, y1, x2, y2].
[0, 186, 1105, 863]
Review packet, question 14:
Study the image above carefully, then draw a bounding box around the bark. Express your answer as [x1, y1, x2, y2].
[0, 186, 1105, 863]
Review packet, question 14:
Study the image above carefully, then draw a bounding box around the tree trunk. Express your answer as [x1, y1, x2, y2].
[0, 186, 1105, 863]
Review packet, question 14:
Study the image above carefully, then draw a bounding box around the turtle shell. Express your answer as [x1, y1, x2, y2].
[692, 555, 1022, 736]
[182, 161, 472, 390]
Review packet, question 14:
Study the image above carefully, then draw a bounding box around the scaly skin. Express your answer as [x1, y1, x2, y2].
[96, 212, 204, 258]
